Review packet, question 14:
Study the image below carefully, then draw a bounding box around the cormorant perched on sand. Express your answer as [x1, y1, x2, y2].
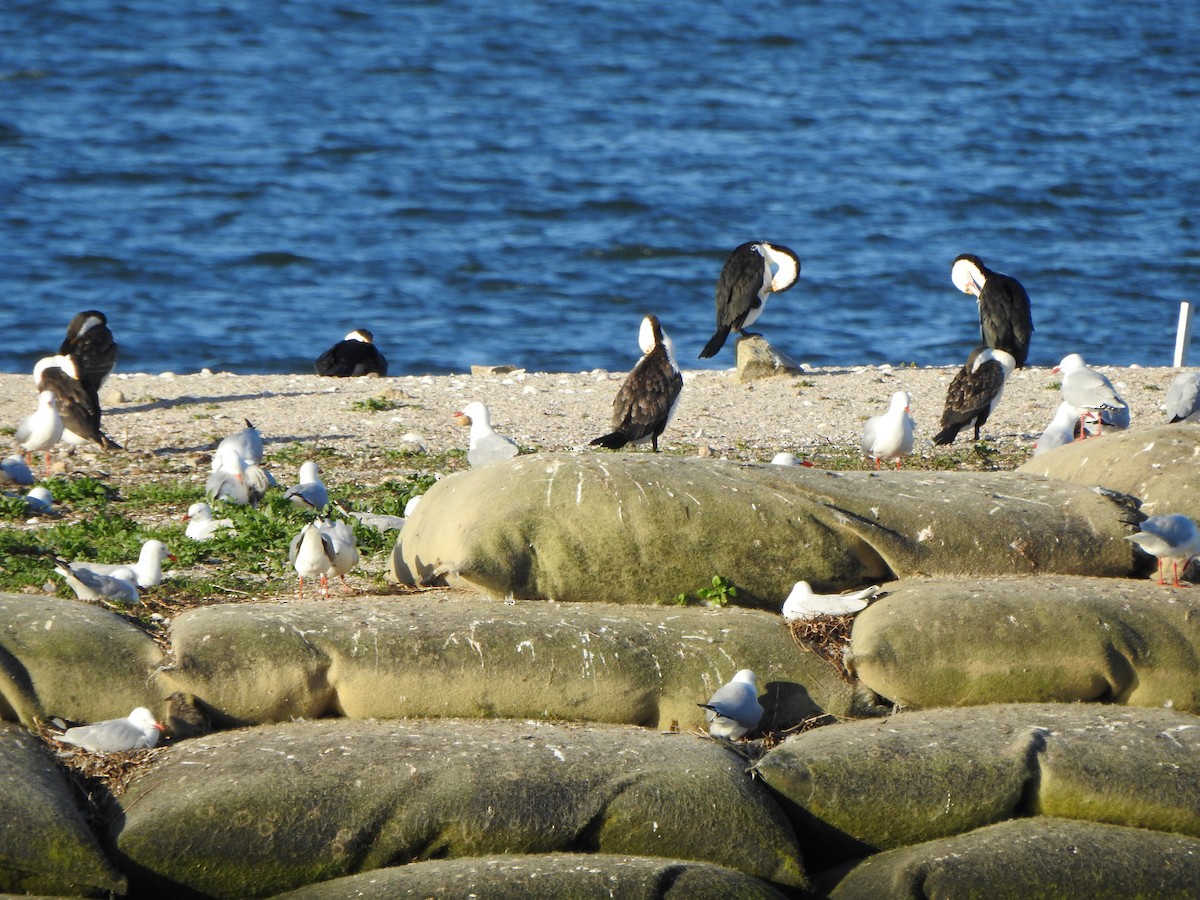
[591, 314, 683, 452]
[315, 329, 388, 377]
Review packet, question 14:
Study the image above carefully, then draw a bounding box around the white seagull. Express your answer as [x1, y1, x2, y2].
[861, 390, 915, 469]
[1054, 353, 1128, 437]
[214, 419, 264, 467]
[0, 454, 35, 486]
[290, 520, 334, 599]
[24, 485, 54, 513]
[697, 669, 764, 740]
[206, 445, 272, 506]
[15, 390, 64, 476]
[1164, 372, 1200, 423]
[1126, 514, 1200, 587]
[782, 581, 882, 620]
[183, 501, 236, 540]
[53, 559, 140, 605]
[454, 401, 519, 467]
[1033, 402, 1078, 456]
[284, 460, 329, 510]
[69, 540, 175, 588]
[319, 518, 359, 591]
[57, 707, 163, 753]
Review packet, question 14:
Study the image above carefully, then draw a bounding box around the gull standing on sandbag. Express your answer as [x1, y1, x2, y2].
[1054, 353, 1128, 437]
[950, 254, 1033, 368]
[933, 346, 1016, 445]
[290, 520, 335, 599]
[68, 539, 175, 588]
[782, 581, 882, 620]
[590, 314, 683, 452]
[1033, 402, 1078, 456]
[183, 501, 236, 540]
[57, 707, 163, 753]
[861, 390, 915, 469]
[15, 390, 63, 475]
[53, 557, 140, 605]
[1126, 514, 1200, 587]
[284, 460, 329, 510]
[33, 354, 121, 450]
[698, 669, 764, 740]
[314, 329, 388, 377]
[700, 241, 801, 359]
[454, 401, 519, 467]
[1164, 371, 1200, 423]
[57, 310, 118, 393]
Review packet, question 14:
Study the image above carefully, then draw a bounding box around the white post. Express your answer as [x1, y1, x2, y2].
[1174, 301, 1193, 368]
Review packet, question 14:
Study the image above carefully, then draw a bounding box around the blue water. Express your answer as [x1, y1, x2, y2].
[2, 1, 1197, 376]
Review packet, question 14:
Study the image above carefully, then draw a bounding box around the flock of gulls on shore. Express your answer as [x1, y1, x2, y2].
[9, 244, 1200, 747]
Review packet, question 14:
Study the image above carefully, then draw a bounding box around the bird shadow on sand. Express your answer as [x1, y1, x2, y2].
[107, 390, 318, 416]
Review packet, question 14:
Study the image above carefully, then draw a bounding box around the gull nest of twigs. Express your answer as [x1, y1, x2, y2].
[33, 718, 165, 798]
[787, 615, 856, 682]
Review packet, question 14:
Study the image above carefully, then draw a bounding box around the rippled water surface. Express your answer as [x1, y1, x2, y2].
[2, 1, 1197, 375]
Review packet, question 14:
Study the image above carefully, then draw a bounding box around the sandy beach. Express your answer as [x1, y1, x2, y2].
[0, 363, 1180, 485]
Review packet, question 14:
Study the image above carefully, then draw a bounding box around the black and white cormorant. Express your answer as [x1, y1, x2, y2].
[699, 241, 801, 359]
[33, 355, 121, 450]
[314, 329, 388, 377]
[58, 310, 118, 394]
[932, 346, 1016, 445]
[951, 254, 1033, 369]
[591, 314, 683, 452]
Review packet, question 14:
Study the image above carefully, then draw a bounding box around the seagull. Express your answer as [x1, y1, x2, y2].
[23, 485, 53, 513]
[319, 518, 359, 591]
[770, 452, 813, 467]
[57, 707, 163, 753]
[68, 540, 175, 588]
[0, 454, 35, 486]
[1033, 402, 1078, 456]
[335, 503, 406, 534]
[206, 445, 272, 506]
[314, 329, 388, 377]
[214, 419, 264, 467]
[699, 241, 801, 359]
[933, 346, 1016, 445]
[1164, 372, 1200, 423]
[861, 390, 915, 469]
[590, 314, 683, 452]
[1053, 353, 1128, 438]
[697, 669, 764, 740]
[454, 401, 519, 467]
[289, 520, 334, 599]
[57, 310, 118, 394]
[33, 354, 121, 451]
[950, 254, 1034, 368]
[183, 501, 236, 540]
[53, 558, 140, 604]
[15, 390, 64, 475]
[1126, 514, 1200, 587]
[284, 460, 329, 510]
[782, 581, 881, 620]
